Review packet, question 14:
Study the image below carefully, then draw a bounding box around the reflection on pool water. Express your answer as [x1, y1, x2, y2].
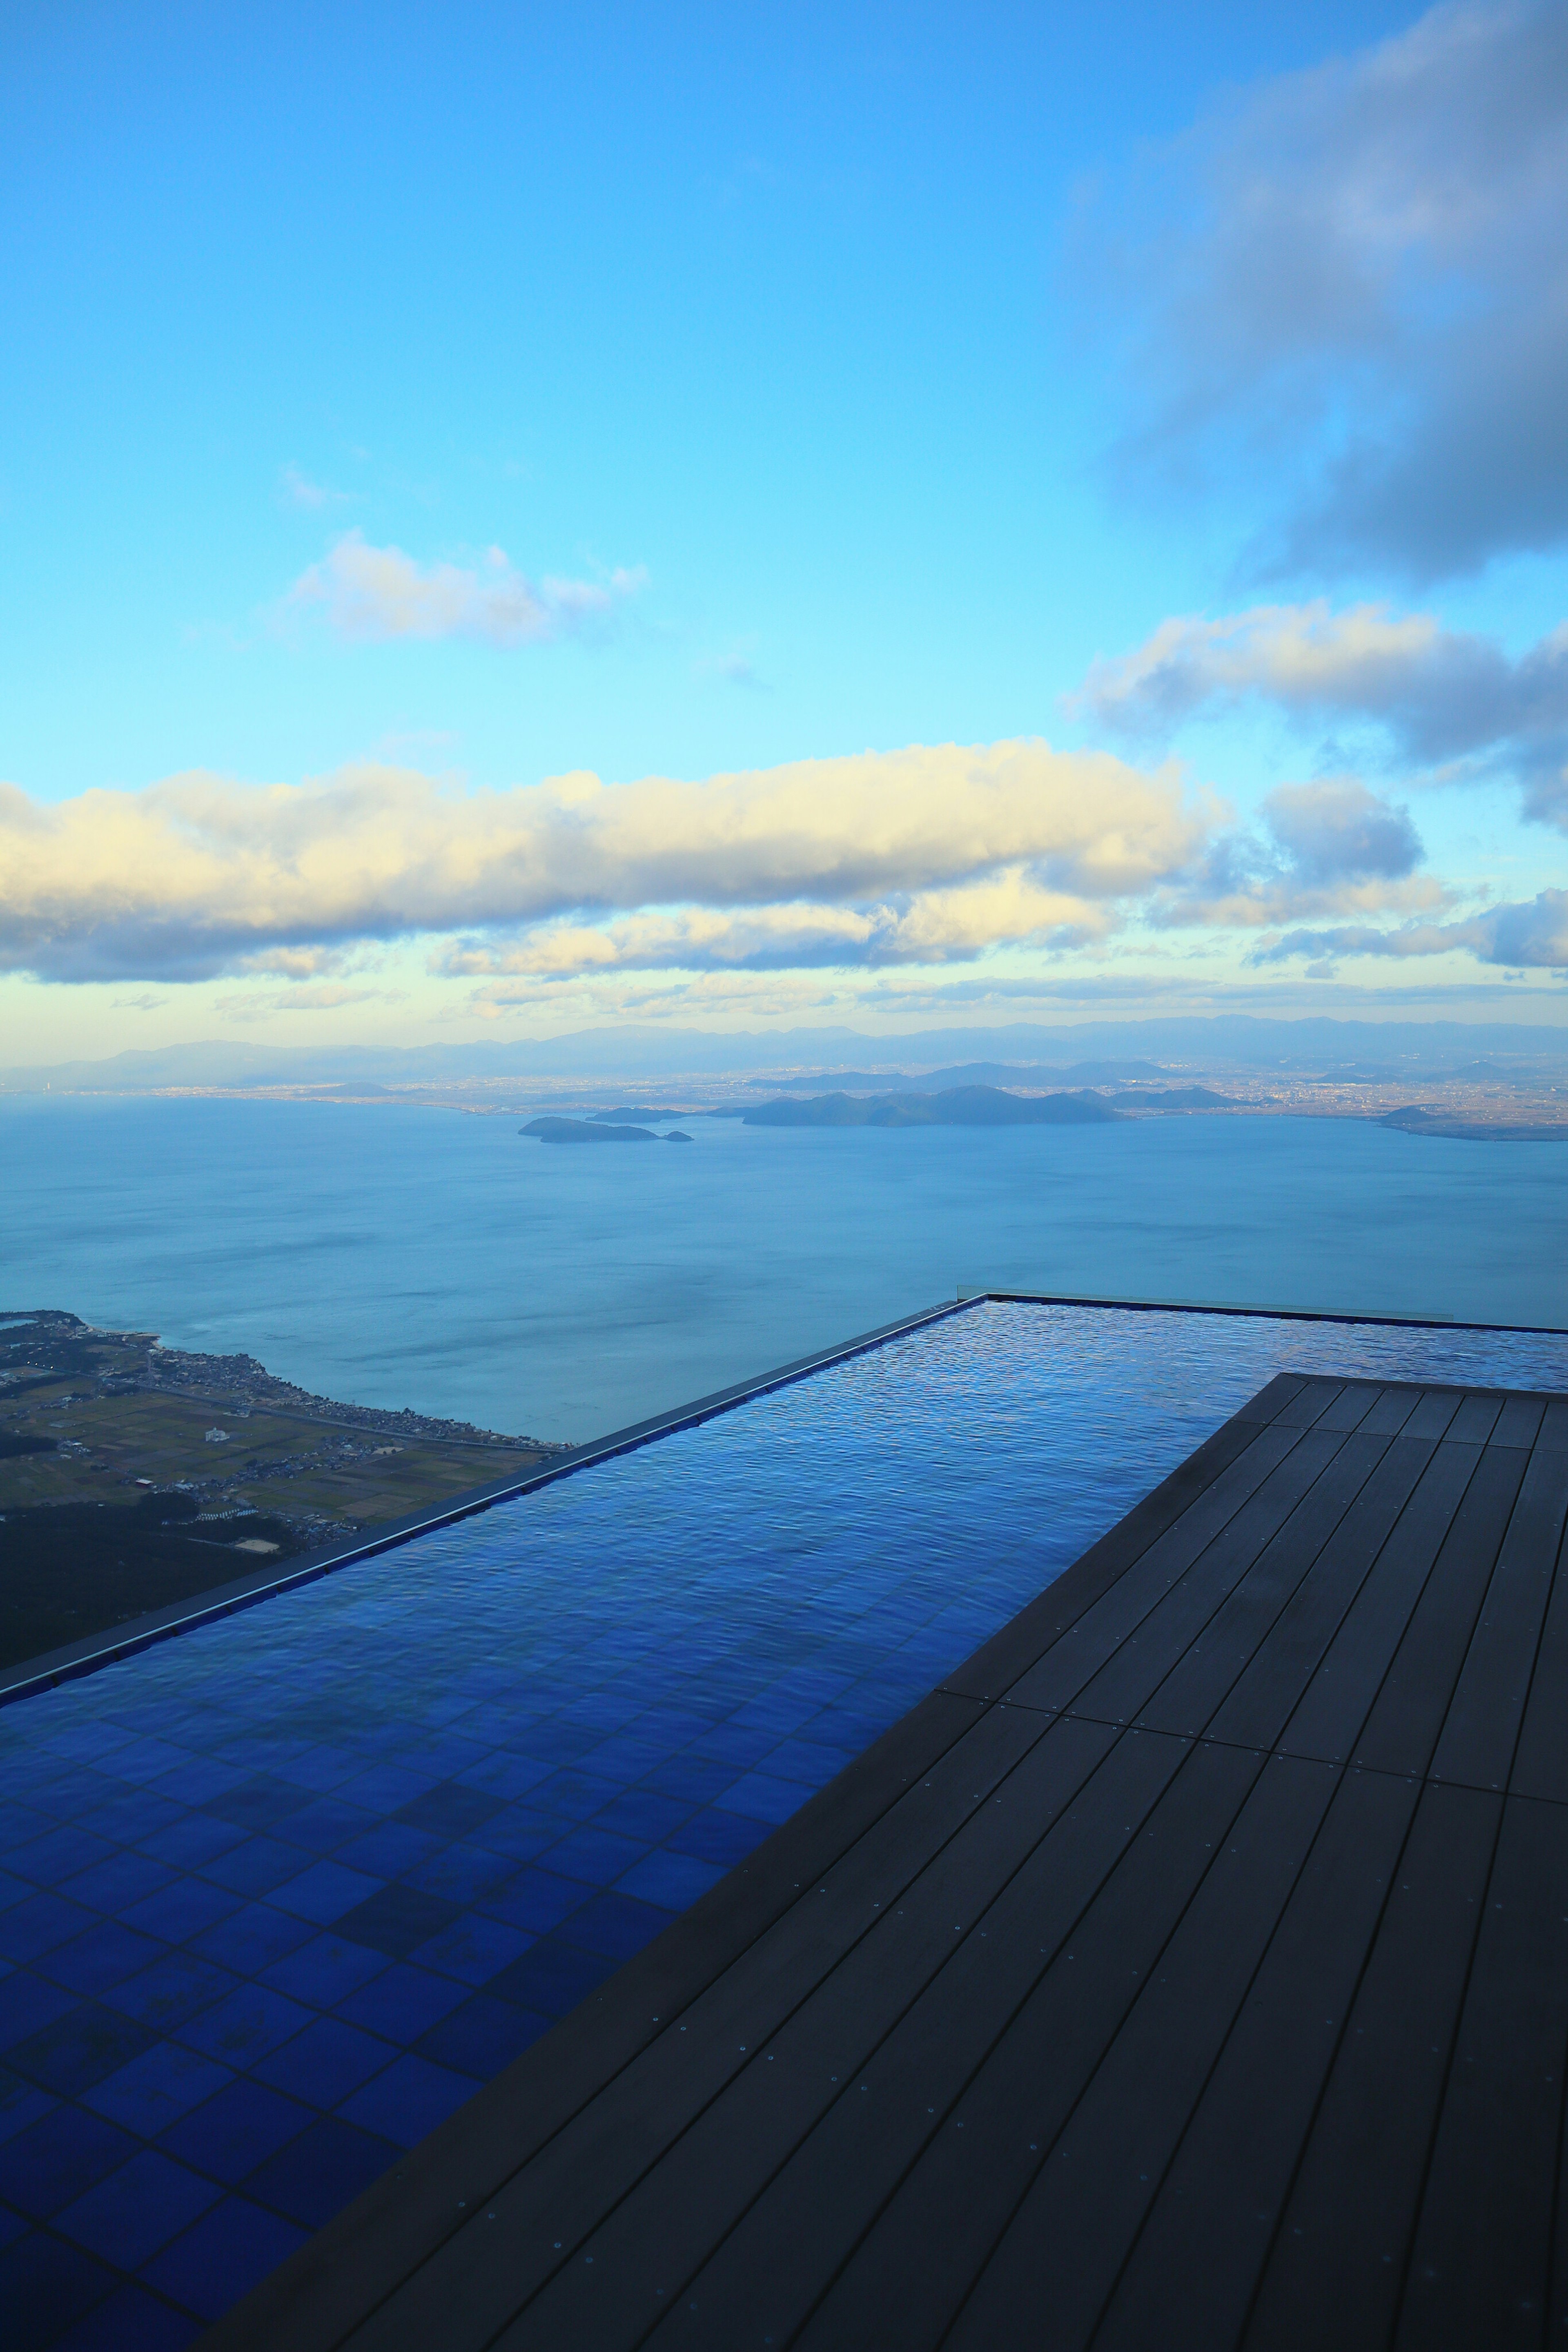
[3, 1300, 1566, 2347]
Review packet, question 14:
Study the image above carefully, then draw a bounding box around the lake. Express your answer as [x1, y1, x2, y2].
[2, 1095, 1564, 1442]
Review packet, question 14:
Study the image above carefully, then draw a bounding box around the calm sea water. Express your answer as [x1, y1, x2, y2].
[2, 1095, 1565, 1441]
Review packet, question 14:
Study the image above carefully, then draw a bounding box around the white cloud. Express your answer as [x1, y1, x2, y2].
[277, 463, 347, 512]
[1078, 599, 1568, 826]
[1087, 0, 1568, 580]
[0, 742, 1211, 984]
[214, 984, 403, 1019]
[1152, 776, 1442, 932]
[1255, 888, 1568, 970]
[280, 532, 646, 647]
[442, 872, 1108, 979]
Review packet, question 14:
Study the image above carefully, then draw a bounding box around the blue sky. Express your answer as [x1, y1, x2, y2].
[3, 0, 1566, 1058]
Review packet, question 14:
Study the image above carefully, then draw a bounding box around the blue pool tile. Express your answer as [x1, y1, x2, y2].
[406, 1912, 532, 1987]
[393, 1783, 507, 1837]
[0, 1803, 55, 1855]
[56, 1852, 176, 1916]
[642, 1756, 743, 1806]
[413, 1992, 550, 2080]
[176, 1982, 316, 2067]
[118, 1879, 239, 1945]
[241, 2113, 399, 2229]
[0, 2067, 56, 2148]
[559, 1891, 673, 1964]
[332, 1885, 461, 1960]
[5, 1827, 117, 1889]
[55, 2147, 221, 2268]
[185, 1901, 315, 1976]
[200, 1779, 311, 1833]
[487, 1940, 621, 2018]
[401, 1841, 517, 1905]
[539, 1825, 648, 1888]
[333, 1964, 470, 2041]
[760, 1736, 856, 1787]
[472, 1868, 584, 1935]
[158, 2078, 312, 2185]
[716, 1771, 816, 1826]
[83, 2041, 232, 2136]
[525, 1767, 624, 1822]
[664, 1810, 769, 1868]
[194, 1835, 308, 1898]
[338, 2051, 490, 2148]
[266, 1745, 363, 1793]
[686, 1724, 781, 1770]
[334, 1763, 441, 1815]
[0, 2227, 117, 2352]
[0, 2107, 140, 2218]
[264, 1857, 383, 1927]
[267, 1795, 379, 1855]
[110, 1740, 202, 1787]
[141, 2196, 308, 2323]
[460, 1805, 559, 1864]
[36, 1920, 167, 2000]
[0, 1971, 79, 2049]
[143, 1755, 252, 1807]
[258, 1932, 391, 2007]
[6, 2004, 158, 2099]
[331, 1822, 441, 1878]
[450, 1752, 552, 1801]
[252, 2016, 396, 2105]
[52, 2281, 202, 2351]
[102, 1953, 238, 2033]
[591, 1788, 695, 1844]
[0, 1893, 98, 1966]
[134, 1815, 247, 1873]
[615, 1849, 728, 1910]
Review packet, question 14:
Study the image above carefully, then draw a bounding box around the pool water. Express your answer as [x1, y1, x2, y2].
[3, 1300, 1567, 2349]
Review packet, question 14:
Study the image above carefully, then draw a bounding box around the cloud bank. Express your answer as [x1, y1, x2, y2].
[0, 743, 1209, 984]
[1092, 0, 1568, 581]
[1256, 888, 1568, 972]
[1080, 600, 1568, 826]
[282, 532, 645, 645]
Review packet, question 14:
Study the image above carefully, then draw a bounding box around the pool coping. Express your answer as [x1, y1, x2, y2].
[4, 1288, 1565, 1712]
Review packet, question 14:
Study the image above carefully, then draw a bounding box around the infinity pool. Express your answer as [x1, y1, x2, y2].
[4, 1300, 1568, 2349]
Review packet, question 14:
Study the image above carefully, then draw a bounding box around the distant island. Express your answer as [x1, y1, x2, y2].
[737, 1085, 1125, 1128]
[520, 1117, 693, 1143]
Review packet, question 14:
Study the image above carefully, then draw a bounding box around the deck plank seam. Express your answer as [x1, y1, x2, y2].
[976, 1699, 1568, 1808]
[1344, 1439, 1526, 1784]
[924, 1740, 1286, 2352]
[1052, 1748, 1379, 2352]
[769, 1732, 1268, 2352]
[1483, 1450, 1568, 1806]
[572, 1721, 1154, 2352]
[1226, 1769, 1474, 2352]
[1385, 1788, 1515, 2348]
[1065, 1425, 1397, 1748]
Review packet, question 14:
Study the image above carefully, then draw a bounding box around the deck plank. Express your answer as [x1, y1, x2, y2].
[1240, 1783, 1503, 2352]
[198, 1375, 1568, 2352]
[1393, 1792, 1568, 2352]
[1091, 1765, 1421, 2352]
[1201, 1434, 1435, 1753]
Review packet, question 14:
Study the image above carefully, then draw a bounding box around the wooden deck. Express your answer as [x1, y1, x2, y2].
[203, 1371, 1568, 2352]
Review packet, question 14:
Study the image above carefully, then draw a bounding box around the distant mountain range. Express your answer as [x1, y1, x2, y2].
[740, 1087, 1123, 1128]
[5, 1015, 1567, 1093]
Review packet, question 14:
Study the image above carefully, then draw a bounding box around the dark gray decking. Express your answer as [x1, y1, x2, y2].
[202, 1371, 1568, 2352]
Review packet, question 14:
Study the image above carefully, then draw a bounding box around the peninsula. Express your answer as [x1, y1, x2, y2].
[0, 1310, 565, 1669]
